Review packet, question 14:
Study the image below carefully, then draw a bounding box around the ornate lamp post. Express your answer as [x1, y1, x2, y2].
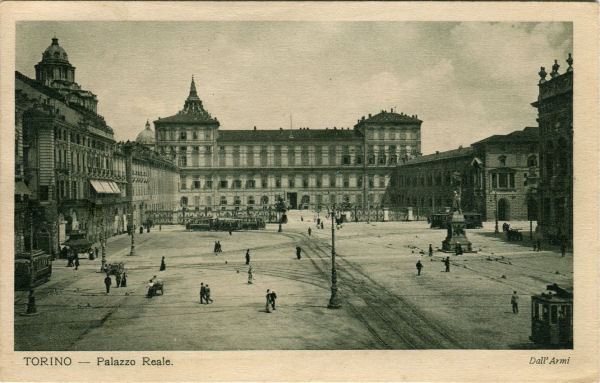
[327, 203, 341, 309]
[128, 207, 135, 256]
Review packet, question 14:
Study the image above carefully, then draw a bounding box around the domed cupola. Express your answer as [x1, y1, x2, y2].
[136, 120, 156, 148]
[35, 37, 76, 87]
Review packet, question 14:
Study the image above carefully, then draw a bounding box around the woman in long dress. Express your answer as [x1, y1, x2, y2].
[160, 256, 166, 271]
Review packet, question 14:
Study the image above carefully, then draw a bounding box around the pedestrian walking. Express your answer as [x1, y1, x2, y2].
[301, 216, 304, 221]
[159, 225, 162, 231]
[511, 291, 519, 314]
[308, 227, 312, 237]
[116, 272, 122, 288]
[121, 272, 127, 287]
[26, 290, 37, 314]
[536, 240, 541, 252]
[560, 242, 566, 257]
[416, 260, 423, 276]
[270, 290, 277, 310]
[265, 289, 272, 313]
[248, 266, 254, 284]
[321, 222, 324, 230]
[200, 283, 206, 304]
[74, 254, 80, 270]
[217, 241, 222, 252]
[444, 257, 450, 272]
[140, 226, 143, 234]
[428, 244, 433, 257]
[104, 274, 112, 294]
[228, 230, 232, 236]
[95, 247, 99, 258]
[67, 251, 74, 267]
[296, 246, 302, 260]
[205, 284, 214, 303]
[278, 223, 282, 233]
[245, 249, 250, 265]
[160, 256, 166, 271]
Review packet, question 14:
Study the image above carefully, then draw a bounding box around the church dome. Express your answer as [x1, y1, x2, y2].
[42, 37, 70, 63]
[136, 120, 156, 146]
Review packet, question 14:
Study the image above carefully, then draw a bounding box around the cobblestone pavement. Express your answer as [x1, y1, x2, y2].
[14, 213, 572, 350]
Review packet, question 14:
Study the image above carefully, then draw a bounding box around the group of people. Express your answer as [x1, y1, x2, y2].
[213, 241, 223, 253]
[199, 282, 214, 304]
[415, 256, 451, 275]
[103, 271, 127, 294]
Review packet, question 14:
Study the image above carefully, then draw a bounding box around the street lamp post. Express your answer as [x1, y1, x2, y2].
[129, 208, 136, 256]
[494, 192, 499, 234]
[327, 203, 341, 309]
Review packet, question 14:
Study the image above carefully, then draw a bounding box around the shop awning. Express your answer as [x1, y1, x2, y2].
[15, 181, 31, 196]
[90, 180, 121, 194]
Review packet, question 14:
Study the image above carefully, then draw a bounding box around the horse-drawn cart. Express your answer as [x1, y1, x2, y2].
[147, 278, 165, 297]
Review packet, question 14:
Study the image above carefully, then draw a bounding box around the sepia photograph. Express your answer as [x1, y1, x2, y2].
[1, 2, 598, 382]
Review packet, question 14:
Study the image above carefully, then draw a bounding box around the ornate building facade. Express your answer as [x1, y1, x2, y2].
[151, 78, 422, 220]
[14, 37, 178, 256]
[388, 127, 539, 222]
[531, 55, 573, 244]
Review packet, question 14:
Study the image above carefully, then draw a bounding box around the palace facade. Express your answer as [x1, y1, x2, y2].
[151, 78, 422, 220]
[387, 127, 539, 222]
[531, 55, 573, 244]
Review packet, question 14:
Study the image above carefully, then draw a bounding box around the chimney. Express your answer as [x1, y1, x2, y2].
[368, 113, 372, 118]
[253, 126, 257, 131]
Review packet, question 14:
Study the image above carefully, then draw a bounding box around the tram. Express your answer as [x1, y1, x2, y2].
[15, 250, 53, 290]
[530, 284, 573, 348]
[186, 217, 265, 231]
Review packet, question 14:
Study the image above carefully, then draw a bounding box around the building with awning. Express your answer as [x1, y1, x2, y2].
[90, 180, 121, 194]
[15, 181, 31, 196]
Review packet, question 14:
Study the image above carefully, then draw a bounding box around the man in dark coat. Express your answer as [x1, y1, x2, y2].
[74, 254, 80, 270]
[296, 246, 302, 260]
[416, 260, 423, 276]
[511, 291, 519, 314]
[265, 289, 271, 313]
[160, 256, 166, 271]
[428, 244, 433, 257]
[308, 227, 312, 237]
[200, 283, 206, 304]
[270, 290, 277, 310]
[205, 284, 213, 304]
[104, 274, 112, 294]
[444, 257, 450, 272]
[245, 249, 250, 265]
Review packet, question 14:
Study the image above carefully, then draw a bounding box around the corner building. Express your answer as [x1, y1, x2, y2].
[531, 55, 573, 244]
[153, 78, 422, 220]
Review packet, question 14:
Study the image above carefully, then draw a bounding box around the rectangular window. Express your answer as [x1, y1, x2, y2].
[315, 146, 322, 166]
[246, 179, 256, 189]
[247, 147, 254, 167]
[289, 176, 295, 188]
[330, 174, 336, 188]
[301, 147, 309, 166]
[261, 178, 268, 188]
[220, 196, 227, 205]
[220, 180, 228, 189]
[302, 175, 309, 188]
[369, 176, 374, 188]
[357, 176, 363, 188]
[205, 179, 213, 189]
[510, 173, 515, 188]
[316, 177, 322, 188]
[180, 176, 187, 190]
[274, 146, 282, 167]
[288, 146, 296, 166]
[492, 173, 497, 188]
[193, 131, 198, 139]
[180, 131, 187, 140]
[275, 176, 282, 188]
[233, 180, 242, 189]
[499, 173, 508, 188]
[343, 176, 349, 188]
[260, 147, 268, 167]
[193, 181, 201, 189]
[379, 177, 386, 188]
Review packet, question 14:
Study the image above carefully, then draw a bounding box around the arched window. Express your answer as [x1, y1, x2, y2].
[498, 155, 507, 167]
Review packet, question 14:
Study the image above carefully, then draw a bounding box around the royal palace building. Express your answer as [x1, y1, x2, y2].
[387, 127, 539, 222]
[151, 77, 422, 220]
[15, 37, 178, 256]
[531, 55, 573, 244]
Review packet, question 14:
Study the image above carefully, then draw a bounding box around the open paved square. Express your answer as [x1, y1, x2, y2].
[14, 212, 572, 350]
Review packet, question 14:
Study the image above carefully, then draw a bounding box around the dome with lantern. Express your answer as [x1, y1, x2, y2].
[136, 120, 156, 147]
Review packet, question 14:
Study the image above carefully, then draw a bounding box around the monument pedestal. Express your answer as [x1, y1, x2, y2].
[442, 211, 472, 253]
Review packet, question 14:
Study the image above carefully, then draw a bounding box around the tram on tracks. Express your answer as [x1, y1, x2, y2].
[530, 284, 573, 348]
[186, 217, 266, 231]
[15, 250, 52, 290]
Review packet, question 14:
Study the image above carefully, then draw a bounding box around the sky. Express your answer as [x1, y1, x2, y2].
[16, 21, 572, 154]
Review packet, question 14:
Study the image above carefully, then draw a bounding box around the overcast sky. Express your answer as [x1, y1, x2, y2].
[16, 21, 572, 153]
